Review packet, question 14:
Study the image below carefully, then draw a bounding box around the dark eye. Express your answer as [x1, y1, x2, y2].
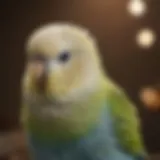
[58, 51, 70, 63]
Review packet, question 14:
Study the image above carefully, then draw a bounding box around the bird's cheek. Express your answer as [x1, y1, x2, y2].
[47, 73, 69, 97]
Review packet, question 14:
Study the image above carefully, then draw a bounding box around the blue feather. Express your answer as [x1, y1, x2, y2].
[27, 104, 145, 160]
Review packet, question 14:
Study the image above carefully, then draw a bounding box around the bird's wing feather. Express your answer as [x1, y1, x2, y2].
[106, 81, 147, 157]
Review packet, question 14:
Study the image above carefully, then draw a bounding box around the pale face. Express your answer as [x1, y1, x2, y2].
[22, 24, 102, 107]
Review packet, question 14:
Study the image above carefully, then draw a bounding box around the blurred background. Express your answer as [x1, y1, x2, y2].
[1, 0, 160, 159]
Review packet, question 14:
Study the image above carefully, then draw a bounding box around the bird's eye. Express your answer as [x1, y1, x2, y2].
[58, 51, 71, 63]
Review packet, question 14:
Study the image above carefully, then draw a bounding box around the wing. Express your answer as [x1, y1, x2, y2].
[106, 82, 147, 157]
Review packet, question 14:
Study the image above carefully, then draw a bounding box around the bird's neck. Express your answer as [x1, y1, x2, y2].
[26, 78, 107, 142]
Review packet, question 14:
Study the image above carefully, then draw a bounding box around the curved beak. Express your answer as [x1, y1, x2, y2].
[29, 60, 48, 93]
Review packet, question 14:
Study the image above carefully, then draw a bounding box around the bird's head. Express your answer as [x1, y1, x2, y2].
[22, 23, 104, 105]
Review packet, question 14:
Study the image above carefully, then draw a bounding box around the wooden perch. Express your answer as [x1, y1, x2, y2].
[0, 130, 28, 159]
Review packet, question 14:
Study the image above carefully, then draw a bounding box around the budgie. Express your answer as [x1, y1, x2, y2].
[21, 22, 148, 160]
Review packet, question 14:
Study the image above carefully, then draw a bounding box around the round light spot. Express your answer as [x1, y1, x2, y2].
[136, 28, 156, 48]
[127, 0, 147, 17]
[139, 88, 160, 110]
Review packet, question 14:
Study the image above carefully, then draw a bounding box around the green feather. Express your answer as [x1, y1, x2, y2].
[105, 80, 147, 156]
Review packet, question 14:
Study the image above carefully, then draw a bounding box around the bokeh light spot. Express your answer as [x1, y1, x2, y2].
[136, 28, 156, 49]
[127, 0, 147, 17]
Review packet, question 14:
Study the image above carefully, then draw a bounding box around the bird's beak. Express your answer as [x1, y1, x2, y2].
[29, 60, 48, 93]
